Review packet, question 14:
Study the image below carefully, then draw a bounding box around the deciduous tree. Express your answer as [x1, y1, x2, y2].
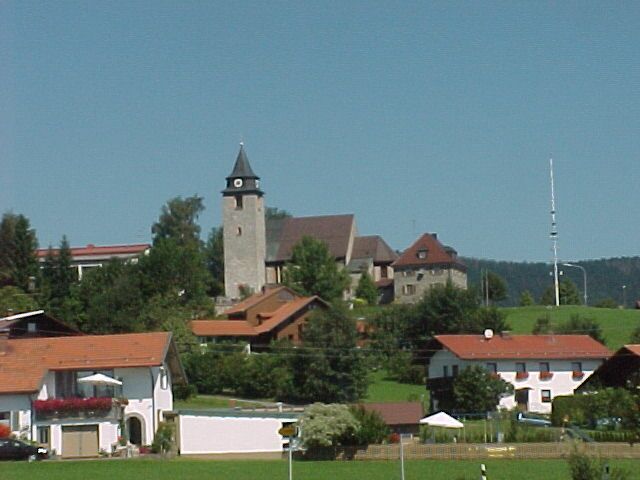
[355, 271, 378, 306]
[151, 196, 204, 247]
[453, 365, 513, 412]
[283, 236, 350, 302]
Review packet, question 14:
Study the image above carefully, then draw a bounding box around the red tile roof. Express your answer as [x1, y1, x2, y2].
[624, 344, 640, 356]
[392, 233, 464, 269]
[37, 243, 150, 259]
[0, 332, 173, 394]
[192, 296, 324, 337]
[434, 334, 611, 360]
[361, 402, 424, 426]
[224, 286, 292, 316]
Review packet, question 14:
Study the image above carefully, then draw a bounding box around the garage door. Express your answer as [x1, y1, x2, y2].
[62, 425, 98, 458]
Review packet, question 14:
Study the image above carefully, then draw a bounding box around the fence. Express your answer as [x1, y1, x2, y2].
[313, 442, 640, 461]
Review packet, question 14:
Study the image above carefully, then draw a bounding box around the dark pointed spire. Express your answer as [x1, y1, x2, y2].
[228, 143, 258, 179]
[222, 143, 264, 197]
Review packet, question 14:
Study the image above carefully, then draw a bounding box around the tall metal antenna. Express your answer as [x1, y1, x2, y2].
[549, 157, 560, 307]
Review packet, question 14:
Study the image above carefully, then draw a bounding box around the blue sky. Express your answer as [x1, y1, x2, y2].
[2, 1, 639, 262]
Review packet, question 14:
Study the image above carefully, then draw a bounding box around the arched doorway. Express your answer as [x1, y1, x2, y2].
[126, 416, 143, 446]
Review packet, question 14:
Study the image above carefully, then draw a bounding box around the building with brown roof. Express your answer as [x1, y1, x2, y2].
[392, 233, 467, 303]
[427, 332, 610, 414]
[36, 243, 150, 280]
[0, 331, 185, 458]
[0, 310, 81, 338]
[360, 402, 424, 436]
[221, 145, 396, 301]
[192, 287, 329, 346]
[578, 344, 640, 392]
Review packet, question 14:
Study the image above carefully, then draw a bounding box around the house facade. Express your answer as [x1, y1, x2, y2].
[392, 233, 467, 304]
[0, 332, 185, 457]
[427, 333, 610, 414]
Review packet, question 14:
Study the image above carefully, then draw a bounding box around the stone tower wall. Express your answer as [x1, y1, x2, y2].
[223, 194, 266, 299]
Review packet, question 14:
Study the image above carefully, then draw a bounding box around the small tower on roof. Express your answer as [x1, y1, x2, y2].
[222, 144, 266, 299]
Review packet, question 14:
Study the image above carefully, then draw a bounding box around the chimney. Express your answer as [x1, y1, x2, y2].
[0, 329, 9, 355]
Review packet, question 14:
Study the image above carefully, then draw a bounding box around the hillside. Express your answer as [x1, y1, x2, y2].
[463, 256, 640, 307]
[500, 305, 640, 350]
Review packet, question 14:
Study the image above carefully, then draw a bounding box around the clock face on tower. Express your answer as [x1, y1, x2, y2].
[233, 178, 244, 188]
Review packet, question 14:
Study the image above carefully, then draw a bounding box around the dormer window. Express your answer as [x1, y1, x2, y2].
[417, 249, 428, 259]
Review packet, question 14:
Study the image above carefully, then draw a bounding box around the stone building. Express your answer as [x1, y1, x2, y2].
[392, 233, 467, 304]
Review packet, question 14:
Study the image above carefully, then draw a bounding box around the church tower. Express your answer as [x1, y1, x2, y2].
[222, 144, 266, 299]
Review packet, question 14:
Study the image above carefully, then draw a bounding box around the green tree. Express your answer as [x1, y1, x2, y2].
[482, 271, 507, 303]
[0, 285, 39, 316]
[41, 236, 77, 317]
[265, 207, 291, 220]
[453, 365, 513, 412]
[532, 315, 552, 334]
[342, 405, 389, 446]
[355, 271, 377, 306]
[289, 303, 368, 403]
[0, 213, 39, 291]
[151, 196, 205, 247]
[519, 290, 535, 306]
[409, 281, 509, 348]
[204, 226, 224, 297]
[283, 236, 350, 302]
[540, 279, 581, 305]
[594, 297, 618, 309]
[557, 314, 605, 344]
[299, 403, 359, 449]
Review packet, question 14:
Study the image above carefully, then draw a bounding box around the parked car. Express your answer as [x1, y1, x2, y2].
[0, 439, 48, 461]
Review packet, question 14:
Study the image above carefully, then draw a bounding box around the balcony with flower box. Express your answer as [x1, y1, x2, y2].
[539, 371, 553, 381]
[34, 397, 127, 421]
[572, 370, 585, 380]
[515, 371, 529, 380]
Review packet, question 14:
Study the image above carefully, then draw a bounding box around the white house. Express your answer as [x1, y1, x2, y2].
[172, 409, 300, 456]
[427, 333, 611, 414]
[0, 331, 185, 458]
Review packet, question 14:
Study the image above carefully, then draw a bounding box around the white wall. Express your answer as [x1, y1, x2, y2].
[0, 394, 32, 437]
[118, 367, 155, 445]
[429, 350, 604, 414]
[178, 414, 297, 455]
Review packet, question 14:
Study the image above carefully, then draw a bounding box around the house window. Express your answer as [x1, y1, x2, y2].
[380, 266, 388, 278]
[55, 371, 77, 398]
[0, 412, 9, 425]
[486, 363, 497, 374]
[541, 390, 552, 403]
[571, 362, 582, 372]
[403, 284, 416, 295]
[416, 273, 424, 281]
[235, 195, 243, 210]
[27, 322, 37, 333]
[10, 412, 19, 432]
[236, 226, 242, 236]
[516, 362, 526, 373]
[443, 366, 449, 377]
[160, 367, 168, 390]
[417, 249, 428, 259]
[37, 426, 49, 445]
[452, 365, 459, 377]
[539, 362, 550, 372]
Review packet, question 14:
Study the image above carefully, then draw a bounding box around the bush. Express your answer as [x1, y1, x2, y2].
[567, 450, 630, 480]
[151, 422, 175, 456]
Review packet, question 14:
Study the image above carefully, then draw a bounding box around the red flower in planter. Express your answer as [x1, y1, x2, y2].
[539, 371, 553, 380]
[515, 371, 529, 380]
[389, 432, 400, 444]
[572, 371, 584, 379]
[0, 424, 11, 438]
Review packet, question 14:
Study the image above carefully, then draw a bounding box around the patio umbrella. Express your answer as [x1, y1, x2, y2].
[77, 373, 122, 386]
[420, 411, 464, 429]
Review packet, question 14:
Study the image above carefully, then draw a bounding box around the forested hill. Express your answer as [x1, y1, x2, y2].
[461, 256, 640, 307]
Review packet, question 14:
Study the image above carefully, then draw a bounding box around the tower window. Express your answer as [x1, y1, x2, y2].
[236, 226, 242, 236]
[235, 195, 243, 210]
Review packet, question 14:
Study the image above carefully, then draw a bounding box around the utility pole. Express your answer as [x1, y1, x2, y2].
[549, 158, 560, 307]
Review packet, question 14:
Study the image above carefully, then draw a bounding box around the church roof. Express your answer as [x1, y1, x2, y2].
[227, 144, 258, 180]
[266, 214, 356, 263]
[351, 235, 398, 264]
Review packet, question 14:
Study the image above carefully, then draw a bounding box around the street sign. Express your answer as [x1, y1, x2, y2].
[279, 426, 297, 437]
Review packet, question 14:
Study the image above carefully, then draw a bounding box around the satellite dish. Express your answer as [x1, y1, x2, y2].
[484, 329, 494, 340]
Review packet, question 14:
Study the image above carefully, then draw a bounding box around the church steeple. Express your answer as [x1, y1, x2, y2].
[222, 143, 263, 197]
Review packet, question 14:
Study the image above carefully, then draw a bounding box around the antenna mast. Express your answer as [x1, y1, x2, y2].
[549, 158, 560, 307]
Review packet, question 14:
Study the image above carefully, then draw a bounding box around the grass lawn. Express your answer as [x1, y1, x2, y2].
[174, 395, 267, 410]
[364, 370, 427, 404]
[3, 458, 639, 480]
[501, 305, 640, 350]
